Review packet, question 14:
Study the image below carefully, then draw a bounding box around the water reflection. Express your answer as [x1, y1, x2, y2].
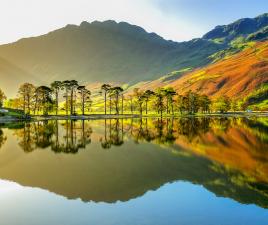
[0, 127, 7, 148]
[9, 117, 268, 153]
[0, 117, 267, 209]
[100, 119, 124, 149]
[13, 120, 92, 154]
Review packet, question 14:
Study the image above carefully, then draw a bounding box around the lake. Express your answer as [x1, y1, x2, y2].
[0, 117, 267, 225]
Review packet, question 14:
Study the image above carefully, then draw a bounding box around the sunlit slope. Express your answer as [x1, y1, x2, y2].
[169, 41, 268, 99]
[0, 57, 39, 97]
[172, 118, 268, 184]
[0, 20, 221, 88]
[123, 117, 268, 185]
[122, 117, 268, 207]
[0, 13, 268, 98]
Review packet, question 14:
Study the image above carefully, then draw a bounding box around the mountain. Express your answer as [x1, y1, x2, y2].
[131, 40, 268, 102]
[203, 13, 268, 43]
[0, 57, 39, 96]
[0, 13, 268, 98]
[168, 40, 268, 99]
[0, 20, 221, 96]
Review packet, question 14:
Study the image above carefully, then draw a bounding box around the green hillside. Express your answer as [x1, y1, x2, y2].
[0, 57, 39, 96]
[0, 21, 222, 96]
[0, 13, 268, 98]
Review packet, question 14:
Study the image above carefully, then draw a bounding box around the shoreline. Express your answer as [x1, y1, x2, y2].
[33, 112, 268, 120]
[0, 112, 267, 123]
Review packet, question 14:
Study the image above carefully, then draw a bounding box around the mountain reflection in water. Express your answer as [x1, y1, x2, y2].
[0, 117, 267, 208]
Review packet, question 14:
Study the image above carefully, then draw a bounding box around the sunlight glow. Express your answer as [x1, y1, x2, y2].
[0, 0, 216, 44]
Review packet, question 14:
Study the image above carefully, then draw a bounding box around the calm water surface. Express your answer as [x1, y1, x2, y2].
[0, 117, 267, 225]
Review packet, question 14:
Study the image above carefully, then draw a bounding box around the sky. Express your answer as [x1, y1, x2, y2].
[0, 0, 267, 44]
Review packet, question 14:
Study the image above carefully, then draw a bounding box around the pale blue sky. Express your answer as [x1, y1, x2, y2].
[155, 0, 268, 30]
[0, 0, 267, 44]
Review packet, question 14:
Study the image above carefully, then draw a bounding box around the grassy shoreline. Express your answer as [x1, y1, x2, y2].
[23, 112, 268, 120]
[0, 112, 267, 123]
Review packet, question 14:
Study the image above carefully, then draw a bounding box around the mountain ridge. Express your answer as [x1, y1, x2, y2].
[0, 13, 267, 98]
[0, 19, 222, 96]
[203, 13, 268, 42]
[128, 40, 268, 104]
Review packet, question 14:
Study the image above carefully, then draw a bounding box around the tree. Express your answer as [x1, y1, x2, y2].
[51, 81, 62, 115]
[110, 87, 123, 115]
[77, 86, 91, 115]
[176, 91, 211, 114]
[176, 95, 186, 114]
[62, 80, 72, 115]
[133, 88, 145, 115]
[108, 88, 113, 114]
[84, 93, 92, 113]
[129, 95, 134, 115]
[199, 94, 211, 113]
[0, 128, 7, 148]
[0, 89, 6, 108]
[143, 90, 155, 115]
[35, 86, 52, 115]
[126, 94, 134, 115]
[121, 92, 124, 115]
[155, 88, 165, 117]
[18, 83, 36, 115]
[33, 86, 42, 114]
[69, 80, 79, 115]
[230, 100, 238, 112]
[101, 84, 111, 115]
[213, 96, 231, 113]
[184, 90, 199, 114]
[4, 98, 22, 110]
[162, 87, 176, 114]
[237, 100, 247, 111]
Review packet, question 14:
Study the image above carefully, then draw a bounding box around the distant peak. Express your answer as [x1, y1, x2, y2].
[80, 21, 90, 27]
[76, 20, 150, 37]
[91, 20, 117, 26]
[203, 12, 268, 40]
[256, 13, 268, 18]
[65, 24, 78, 29]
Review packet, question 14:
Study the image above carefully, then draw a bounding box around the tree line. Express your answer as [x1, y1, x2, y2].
[2, 81, 92, 116]
[1, 117, 240, 153]
[0, 81, 236, 116]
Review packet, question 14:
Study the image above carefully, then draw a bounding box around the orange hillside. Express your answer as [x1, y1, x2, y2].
[169, 41, 268, 99]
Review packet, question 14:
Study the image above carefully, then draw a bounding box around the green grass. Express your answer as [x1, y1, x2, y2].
[0, 108, 24, 118]
[248, 100, 268, 111]
[209, 39, 256, 63]
[242, 84, 268, 111]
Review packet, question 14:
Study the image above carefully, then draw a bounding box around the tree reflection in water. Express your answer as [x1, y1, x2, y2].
[14, 120, 92, 153]
[12, 118, 217, 152]
[0, 128, 7, 149]
[2, 117, 268, 208]
[14, 122, 36, 152]
[100, 119, 124, 149]
[102, 117, 215, 146]
[11, 117, 268, 155]
[97, 117, 229, 148]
